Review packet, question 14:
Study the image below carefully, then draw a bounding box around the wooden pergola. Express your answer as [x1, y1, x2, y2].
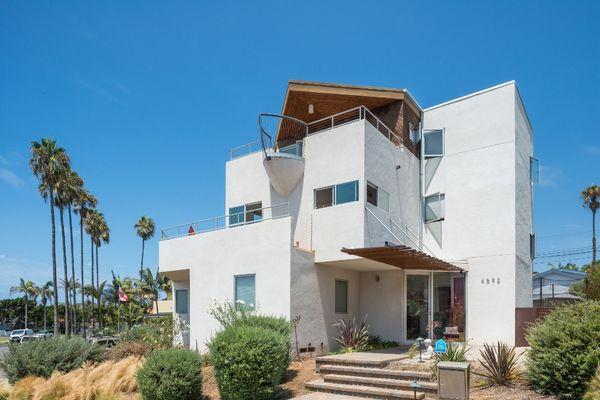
[341, 244, 463, 272]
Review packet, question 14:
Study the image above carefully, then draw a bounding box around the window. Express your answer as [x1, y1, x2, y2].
[315, 186, 334, 209]
[235, 274, 256, 310]
[335, 181, 359, 205]
[367, 181, 390, 211]
[409, 123, 420, 143]
[335, 280, 348, 313]
[423, 129, 444, 158]
[530, 233, 536, 260]
[314, 181, 359, 209]
[530, 157, 540, 184]
[367, 182, 378, 207]
[175, 289, 189, 314]
[229, 202, 263, 226]
[424, 193, 445, 222]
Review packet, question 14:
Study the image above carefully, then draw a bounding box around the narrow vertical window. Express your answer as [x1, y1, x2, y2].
[530, 157, 540, 184]
[367, 182, 378, 207]
[175, 289, 189, 314]
[423, 129, 444, 158]
[424, 193, 445, 222]
[335, 280, 348, 313]
[379, 188, 390, 212]
[235, 274, 256, 310]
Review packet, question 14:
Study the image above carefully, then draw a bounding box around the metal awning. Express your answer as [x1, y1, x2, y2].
[341, 244, 464, 272]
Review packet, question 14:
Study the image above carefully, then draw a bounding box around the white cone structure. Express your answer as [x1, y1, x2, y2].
[263, 153, 304, 196]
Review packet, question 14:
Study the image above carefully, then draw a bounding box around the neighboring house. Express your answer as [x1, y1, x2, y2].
[159, 80, 536, 351]
[532, 269, 586, 307]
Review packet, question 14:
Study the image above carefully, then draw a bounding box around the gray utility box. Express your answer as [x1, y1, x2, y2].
[437, 361, 470, 400]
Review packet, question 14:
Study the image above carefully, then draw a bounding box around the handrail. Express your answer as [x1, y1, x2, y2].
[390, 218, 436, 257]
[160, 202, 290, 240]
[258, 113, 308, 159]
[230, 140, 262, 160]
[365, 206, 406, 247]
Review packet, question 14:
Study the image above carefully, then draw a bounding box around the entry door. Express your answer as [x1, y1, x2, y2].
[406, 274, 430, 341]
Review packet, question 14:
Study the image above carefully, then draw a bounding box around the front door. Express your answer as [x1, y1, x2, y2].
[406, 274, 430, 341]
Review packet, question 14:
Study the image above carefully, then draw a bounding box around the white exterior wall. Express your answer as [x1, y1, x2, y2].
[359, 270, 404, 342]
[159, 217, 292, 351]
[422, 82, 533, 345]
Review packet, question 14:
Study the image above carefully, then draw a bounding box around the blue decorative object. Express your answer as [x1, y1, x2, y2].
[435, 339, 447, 354]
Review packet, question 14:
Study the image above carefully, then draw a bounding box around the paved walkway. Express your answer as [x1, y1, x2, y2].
[316, 347, 409, 365]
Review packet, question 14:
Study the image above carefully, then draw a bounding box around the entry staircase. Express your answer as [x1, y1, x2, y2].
[306, 355, 437, 399]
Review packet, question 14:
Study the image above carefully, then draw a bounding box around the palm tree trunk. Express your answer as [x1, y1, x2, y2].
[95, 245, 100, 326]
[49, 187, 59, 336]
[90, 238, 95, 325]
[140, 239, 145, 279]
[59, 206, 70, 336]
[24, 295, 28, 329]
[80, 217, 86, 337]
[593, 209, 597, 264]
[43, 301, 47, 332]
[68, 205, 77, 334]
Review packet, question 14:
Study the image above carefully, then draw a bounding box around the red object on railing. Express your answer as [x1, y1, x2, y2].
[188, 226, 195, 235]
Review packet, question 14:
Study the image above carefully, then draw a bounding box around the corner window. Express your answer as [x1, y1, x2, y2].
[175, 289, 189, 314]
[423, 129, 444, 158]
[235, 274, 256, 310]
[530, 157, 539, 184]
[335, 280, 348, 313]
[314, 181, 359, 209]
[315, 187, 334, 209]
[367, 181, 390, 212]
[229, 202, 263, 226]
[335, 181, 359, 205]
[424, 193, 445, 222]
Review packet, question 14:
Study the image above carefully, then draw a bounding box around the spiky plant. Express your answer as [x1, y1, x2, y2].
[479, 342, 521, 387]
[333, 316, 370, 352]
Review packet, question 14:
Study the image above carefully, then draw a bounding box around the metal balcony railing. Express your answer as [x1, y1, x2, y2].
[160, 203, 290, 240]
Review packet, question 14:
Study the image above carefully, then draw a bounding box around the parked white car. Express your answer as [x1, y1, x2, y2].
[9, 329, 33, 343]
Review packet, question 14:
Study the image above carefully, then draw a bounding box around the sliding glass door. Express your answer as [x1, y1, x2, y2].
[406, 274, 430, 341]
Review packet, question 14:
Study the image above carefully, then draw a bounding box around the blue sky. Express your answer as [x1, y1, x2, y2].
[1, 1, 599, 299]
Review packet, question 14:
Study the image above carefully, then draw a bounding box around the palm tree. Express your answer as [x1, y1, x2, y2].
[38, 281, 53, 332]
[138, 267, 171, 314]
[54, 171, 74, 335]
[74, 189, 96, 336]
[85, 281, 107, 328]
[135, 216, 155, 280]
[30, 138, 70, 336]
[582, 185, 600, 263]
[10, 279, 38, 329]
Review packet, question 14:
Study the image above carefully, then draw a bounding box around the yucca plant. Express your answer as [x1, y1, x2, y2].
[479, 341, 521, 386]
[333, 316, 370, 352]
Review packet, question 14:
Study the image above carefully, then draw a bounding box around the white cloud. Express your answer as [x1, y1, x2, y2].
[539, 165, 566, 187]
[583, 145, 600, 156]
[0, 168, 25, 188]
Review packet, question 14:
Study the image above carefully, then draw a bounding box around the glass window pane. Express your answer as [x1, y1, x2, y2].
[424, 130, 444, 157]
[336, 181, 359, 205]
[406, 275, 429, 340]
[315, 187, 333, 209]
[245, 202, 262, 223]
[229, 205, 245, 225]
[335, 280, 348, 313]
[367, 182, 378, 206]
[425, 193, 444, 222]
[175, 289, 188, 314]
[379, 189, 390, 211]
[235, 275, 255, 310]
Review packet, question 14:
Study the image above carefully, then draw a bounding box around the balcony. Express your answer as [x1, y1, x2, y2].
[160, 202, 290, 240]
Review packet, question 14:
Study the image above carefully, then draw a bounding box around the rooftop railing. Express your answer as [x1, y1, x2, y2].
[160, 202, 290, 241]
[229, 106, 402, 160]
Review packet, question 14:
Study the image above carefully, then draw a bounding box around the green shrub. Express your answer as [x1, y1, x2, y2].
[136, 348, 203, 400]
[209, 325, 289, 400]
[108, 340, 152, 360]
[235, 315, 291, 337]
[0, 336, 105, 383]
[526, 301, 600, 400]
[120, 317, 173, 350]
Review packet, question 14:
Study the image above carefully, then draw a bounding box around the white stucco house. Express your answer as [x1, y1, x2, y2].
[159, 80, 537, 352]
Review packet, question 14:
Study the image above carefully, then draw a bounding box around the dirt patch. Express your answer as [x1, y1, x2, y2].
[202, 358, 318, 400]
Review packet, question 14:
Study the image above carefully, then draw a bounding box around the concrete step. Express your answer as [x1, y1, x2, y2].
[316, 357, 392, 370]
[306, 379, 425, 399]
[319, 364, 433, 381]
[324, 374, 437, 393]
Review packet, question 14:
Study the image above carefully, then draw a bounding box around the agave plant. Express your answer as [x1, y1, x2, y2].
[333, 316, 370, 352]
[431, 341, 470, 379]
[479, 341, 521, 386]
